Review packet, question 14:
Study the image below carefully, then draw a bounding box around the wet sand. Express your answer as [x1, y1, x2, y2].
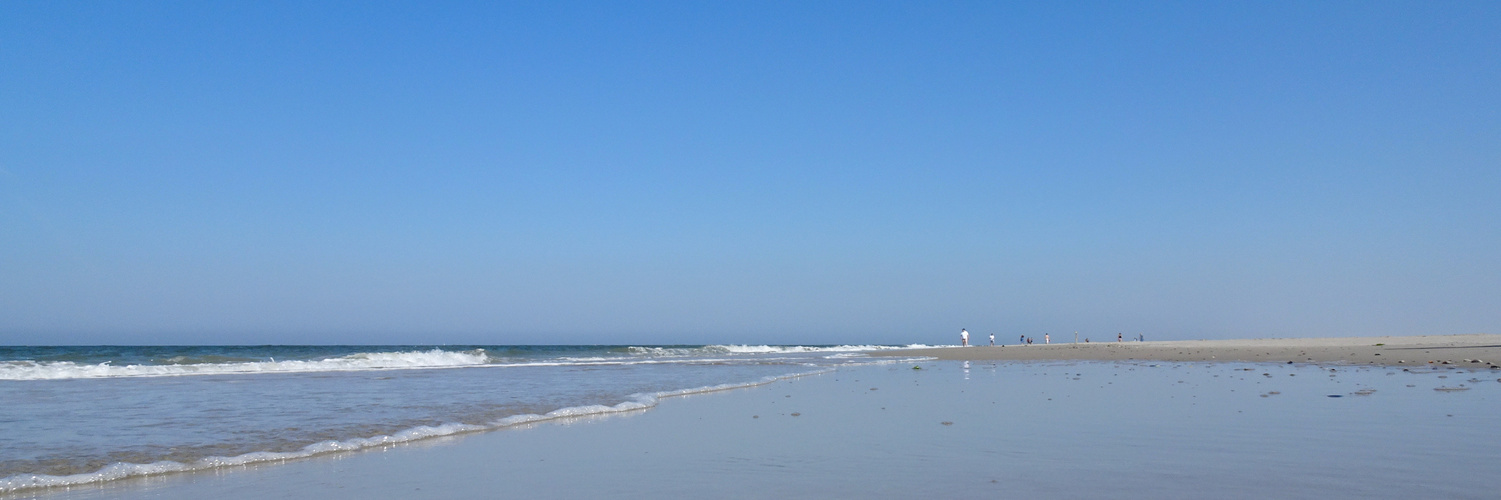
[874, 334, 1501, 368]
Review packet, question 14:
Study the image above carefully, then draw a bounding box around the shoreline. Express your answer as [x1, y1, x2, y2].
[0, 367, 838, 495]
[871, 333, 1501, 368]
[30, 359, 1500, 499]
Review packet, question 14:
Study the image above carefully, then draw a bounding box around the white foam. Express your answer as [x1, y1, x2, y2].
[0, 421, 489, 493]
[0, 349, 493, 381]
[0, 368, 830, 494]
[627, 344, 931, 357]
[0, 346, 916, 381]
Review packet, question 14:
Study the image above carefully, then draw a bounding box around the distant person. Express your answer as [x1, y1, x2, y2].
[989, 333, 995, 346]
[1138, 333, 1144, 342]
[1019, 334, 1025, 344]
[1044, 333, 1050, 344]
[1027, 337, 1033, 345]
[1118, 333, 1123, 342]
[961, 328, 969, 347]
[1085, 338, 1090, 343]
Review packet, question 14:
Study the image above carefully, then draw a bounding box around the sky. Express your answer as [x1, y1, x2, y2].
[2, 1, 1498, 346]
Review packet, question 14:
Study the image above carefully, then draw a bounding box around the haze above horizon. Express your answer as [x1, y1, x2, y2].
[2, 1, 1497, 346]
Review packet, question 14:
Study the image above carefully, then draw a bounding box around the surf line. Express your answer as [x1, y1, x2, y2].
[0, 367, 834, 494]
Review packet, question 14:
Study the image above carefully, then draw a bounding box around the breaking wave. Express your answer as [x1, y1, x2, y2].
[0, 349, 493, 381]
[0, 345, 917, 381]
[627, 344, 934, 357]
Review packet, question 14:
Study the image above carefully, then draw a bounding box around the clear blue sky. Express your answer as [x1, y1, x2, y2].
[2, 1, 1497, 345]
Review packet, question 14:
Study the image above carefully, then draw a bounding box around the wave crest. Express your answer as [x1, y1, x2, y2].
[627, 344, 928, 357]
[0, 349, 493, 381]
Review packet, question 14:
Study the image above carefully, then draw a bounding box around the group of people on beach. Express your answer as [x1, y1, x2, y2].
[959, 329, 1145, 346]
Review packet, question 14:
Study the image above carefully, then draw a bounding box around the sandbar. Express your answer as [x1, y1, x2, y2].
[874, 333, 1501, 368]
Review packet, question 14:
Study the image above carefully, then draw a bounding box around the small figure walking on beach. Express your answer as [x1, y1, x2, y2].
[1138, 333, 1144, 342]
[1044, 333, 1050, 344]
[960, 328, 969, 347]
[1019, 334, 1025, 344]
[1118, 332, 1123, 342]
[989, 333, 995, 346]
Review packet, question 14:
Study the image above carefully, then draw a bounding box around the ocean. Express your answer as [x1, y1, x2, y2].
[0, 344, 926, 494]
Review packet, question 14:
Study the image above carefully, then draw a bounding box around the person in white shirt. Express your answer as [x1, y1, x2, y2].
[989, 333, 995, 346]
[960, 329, 969, 347]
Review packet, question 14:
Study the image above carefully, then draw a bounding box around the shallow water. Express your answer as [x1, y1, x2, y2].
[8, 354, 1499, 499]
[0, 345, 921, 493]
[53, 359, 1498, 500]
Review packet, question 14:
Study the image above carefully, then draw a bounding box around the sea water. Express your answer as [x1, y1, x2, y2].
[29, 358, 1499, 500]
[0, 344, 926, 494]
[6, 354, 1499, 499]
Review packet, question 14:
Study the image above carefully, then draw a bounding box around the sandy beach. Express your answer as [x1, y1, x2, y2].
[875, 334, 1501, 368]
